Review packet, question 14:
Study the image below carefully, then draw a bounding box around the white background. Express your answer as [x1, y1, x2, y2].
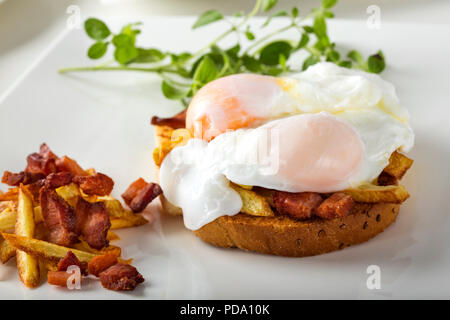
[1, 0, 450, 96]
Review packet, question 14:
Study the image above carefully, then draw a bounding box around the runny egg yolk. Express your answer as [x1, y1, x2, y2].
[186, 74, 280, 141]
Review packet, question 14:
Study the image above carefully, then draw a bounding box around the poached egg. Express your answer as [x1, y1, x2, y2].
[160, 62, 415, 230]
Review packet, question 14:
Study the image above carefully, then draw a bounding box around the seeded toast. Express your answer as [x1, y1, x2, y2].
[154, 125, 409, 257]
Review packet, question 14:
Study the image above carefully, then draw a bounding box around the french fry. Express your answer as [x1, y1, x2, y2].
[0, 207, 43, 232]
[153, 127, 192, 166]
[383, 151, 414, 180]
[71, 240, 121, 257]
[0, 235, 16, 263]
[231, 184, 274, 217]
[39, 259, 58, 274]
[0, 200, 13, 212]
[253, 188, 275, 207]
[99, 196, 149, 228]
[55, 183, 81, 208]
[343, 184, 410, 203]
[71, 240, 122, 263]
[106, 230, 120, 241]
[0, 208, 17, 232]
[0, 188, 18, 201]
[110, 217, 147, 229]
[99, 196, 132, 219]
[16, 186, 40, 288]
[2, 233, 97, 263]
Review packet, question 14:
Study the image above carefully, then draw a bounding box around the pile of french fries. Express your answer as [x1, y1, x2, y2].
[154, 125, 414, 217]
[0, 179, 148, 288]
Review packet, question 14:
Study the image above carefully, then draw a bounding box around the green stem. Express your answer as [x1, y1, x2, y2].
[243, 11, 316, 57]
[244, 23, 296, 56]
[306, 46, 321, 57]
[58, 65, 179, 74]
[190, 0, 262, 60]
[159, 72, 192, 87]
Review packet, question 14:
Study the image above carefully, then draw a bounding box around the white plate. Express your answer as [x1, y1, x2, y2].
[1, 17, 450, 299]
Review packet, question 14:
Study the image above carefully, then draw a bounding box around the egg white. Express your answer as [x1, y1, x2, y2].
[160, 62, 415, 230]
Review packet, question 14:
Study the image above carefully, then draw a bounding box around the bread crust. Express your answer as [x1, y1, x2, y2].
[154, 125, 402, 257]
[194, 202, 400, 257]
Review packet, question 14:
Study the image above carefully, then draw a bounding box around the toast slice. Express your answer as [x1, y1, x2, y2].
[154, 125, 409, 257]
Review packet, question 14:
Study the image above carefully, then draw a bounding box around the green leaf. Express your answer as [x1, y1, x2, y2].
[295, 33, 309, 50]
[161, 81, 188, 100]
[303, 26, 315, 33]
[326, 49, 340, 62]
[259, 41, 292, 66]
[313, 35, 330, 52]
[262, 10, 288, 27]
[221, 45, 240, 68]
[233, 11, 244, 17]
[302, 55, 319, 70]
[347, 50, 364, 64]
[112, 34, 134, 48]
[193, 56, 218, 85]
[243, 55, 261, 72]
[84, 18, 111, 40]
[338, 60, 352, 68]
[171, 52, 192, 65]
[262, 0, 278, 12]
[367, 51, 386, 73]
[192, 10, 223, 29]
[87, 41, 108, 59]
[265, 67, 283, 76]
[313, 16, 327, 37]
[322, 0, 338, 9]
[279, 53, 287, 70]
[114, 46, 138, 65]
[245, 30, 255, 40]
[291, 7, 299, 18]
[226, 44, 241, 59]
[323, 10, 335, 18]
[134, 48, 166, 63]
[210, 45, 231, 75]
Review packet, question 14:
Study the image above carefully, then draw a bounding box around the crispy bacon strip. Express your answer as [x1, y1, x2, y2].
[73, 173, 114, 196]
[75, 198, 111, 250]
[45, 172, 73, 189]
[88, 254, 118, 277]
[151, 109, 186, 129]
[39, 187, 78, 247]
[99, 263, 144, 291]
[1, 171, 45, 186]
[25, 153, 57, 176]
[316, 193, 354, 219]
[272, 191, 323, 220]
[25, 144, 58, 176]
[57, 251, 88, 275]
[122, 178, 162, 213]
[121, 178, 147, 206]
[39, 143, 58, 160]
[55, 156, 88, 176]
[47, 271, 72, 287]
[129, 183, 162, 213]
